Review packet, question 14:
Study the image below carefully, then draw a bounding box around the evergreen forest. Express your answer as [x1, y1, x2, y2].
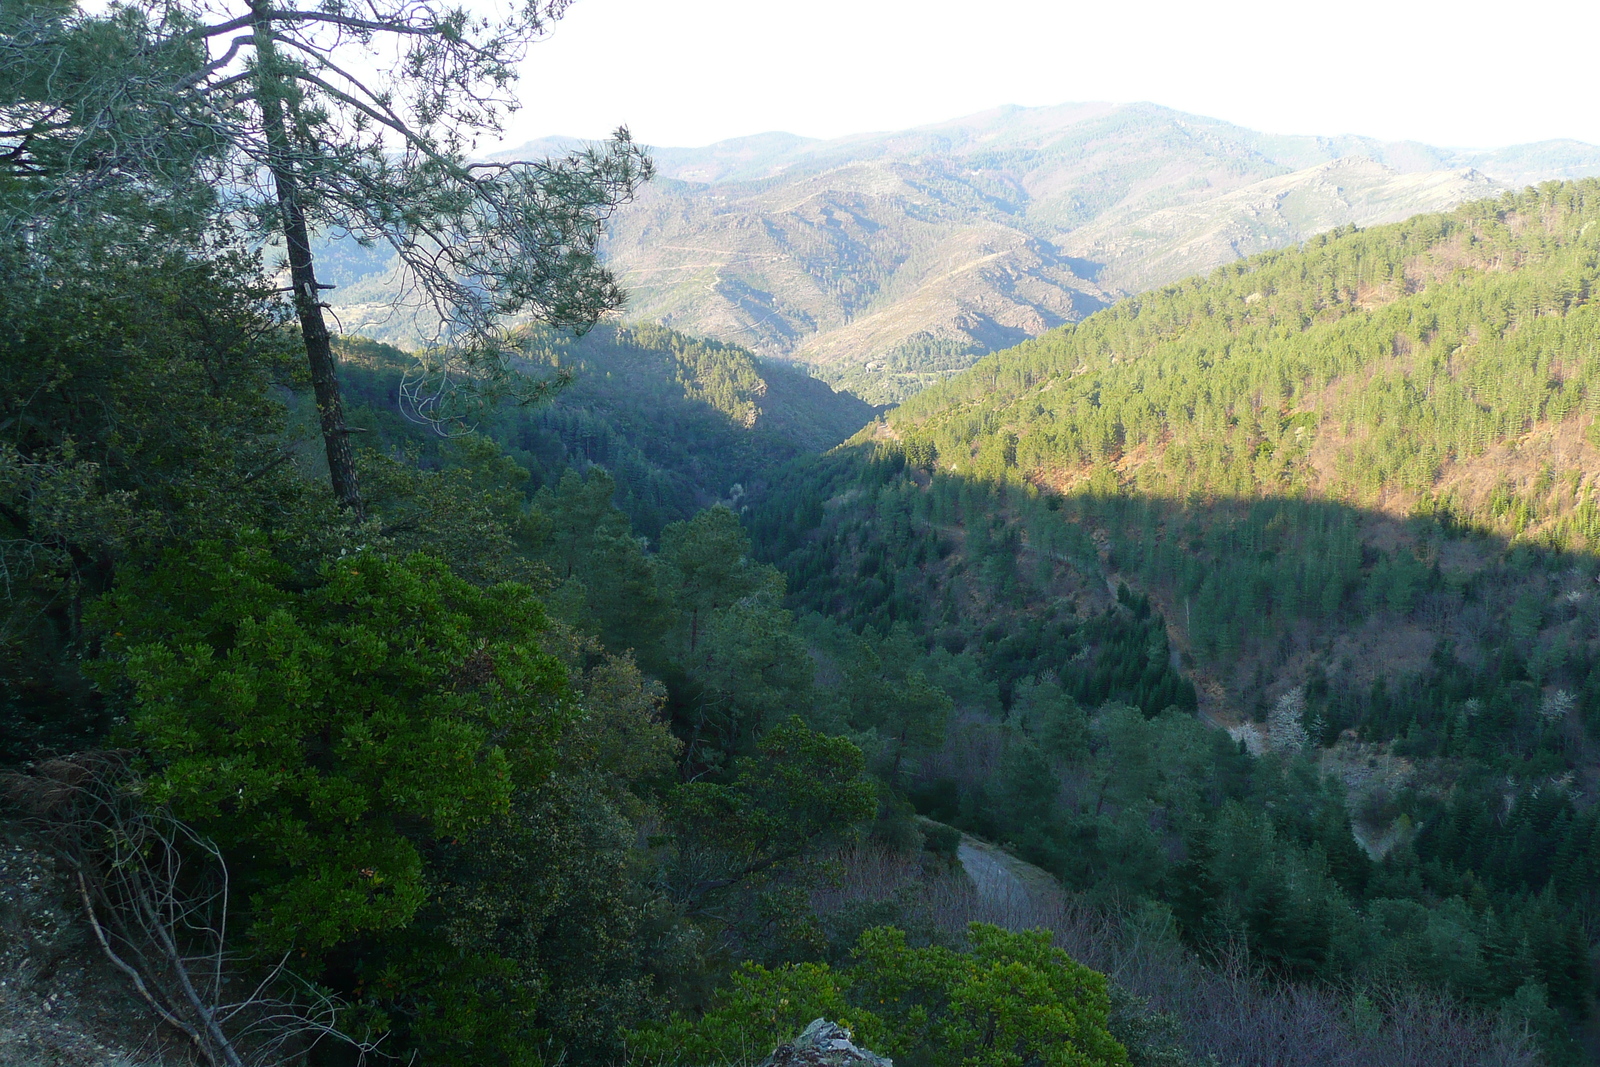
[3, 2, 1600, 1065]
[749, 180, 1600, 1064]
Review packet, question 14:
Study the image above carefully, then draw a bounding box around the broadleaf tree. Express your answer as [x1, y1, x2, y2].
[92, 539, 572, 951]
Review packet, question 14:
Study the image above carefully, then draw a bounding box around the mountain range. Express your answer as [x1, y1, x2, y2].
[333, 101, 1600, 402]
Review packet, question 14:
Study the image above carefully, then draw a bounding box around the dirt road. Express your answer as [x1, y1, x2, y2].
[956, 835, 1061, 912]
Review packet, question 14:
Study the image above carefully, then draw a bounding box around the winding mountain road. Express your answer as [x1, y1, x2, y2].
[956, 835, 1058, 910]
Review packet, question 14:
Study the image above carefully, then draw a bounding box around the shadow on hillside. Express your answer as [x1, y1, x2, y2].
[755, 442, 1600, 757]
[1058, 254, 1106, 283]
[331, 332, 881, 535]
[755, 358, 880, 449]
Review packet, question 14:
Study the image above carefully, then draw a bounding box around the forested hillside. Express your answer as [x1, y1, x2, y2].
[333, 323, 874, 536]
[6, 0, 1599, 1062]
[749, 180, 1600, 1063]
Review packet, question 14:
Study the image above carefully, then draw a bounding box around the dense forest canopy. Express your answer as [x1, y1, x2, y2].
[2, 2, 1596, 1058]
[334, 324, 874, 537]
[747, 181, 1600, 1065]
[892, 181, 1600, 531]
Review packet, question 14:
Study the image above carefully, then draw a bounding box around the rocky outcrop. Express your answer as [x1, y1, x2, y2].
[758, 1019, 892, 1067]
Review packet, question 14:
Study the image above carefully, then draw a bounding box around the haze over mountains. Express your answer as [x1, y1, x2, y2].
[335, 101, 1600, 402]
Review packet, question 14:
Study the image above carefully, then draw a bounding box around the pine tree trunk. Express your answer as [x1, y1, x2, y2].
[250, 4, 362, 517]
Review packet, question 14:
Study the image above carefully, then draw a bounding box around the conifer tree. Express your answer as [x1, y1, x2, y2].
[3, 0, 651, 513]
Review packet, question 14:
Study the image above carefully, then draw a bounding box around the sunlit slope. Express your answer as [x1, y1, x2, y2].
[1067, 156, 1501, 293]
[891, 180, 1600, 549]
[599, 103, 1524, 401]
[346, 104, 1600, 404]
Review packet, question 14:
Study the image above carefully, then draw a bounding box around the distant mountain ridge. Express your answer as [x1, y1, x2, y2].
[513, 104, 1600, 187]
[335, 102, 1600, 402]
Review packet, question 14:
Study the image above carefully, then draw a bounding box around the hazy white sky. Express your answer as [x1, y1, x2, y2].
[504, 0, 1599, 151]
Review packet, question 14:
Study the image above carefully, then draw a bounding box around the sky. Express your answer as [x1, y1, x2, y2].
[503, 0, 1600, 151]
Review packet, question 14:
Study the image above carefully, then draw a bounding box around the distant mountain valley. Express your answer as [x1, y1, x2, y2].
[330, 101, 1600, 402]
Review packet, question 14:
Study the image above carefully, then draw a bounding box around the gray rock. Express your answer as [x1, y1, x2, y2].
[758, 1019, 892, 1067]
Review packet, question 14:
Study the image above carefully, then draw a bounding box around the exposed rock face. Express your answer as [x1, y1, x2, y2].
[759, 1019, 893, 1067]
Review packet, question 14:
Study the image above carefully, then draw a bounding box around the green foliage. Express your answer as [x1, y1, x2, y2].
[630, 923, 1128, 1067]
[0, 231, 325, 762]
[662, 506, 781, 656]
[827, 623, 953, 784]
[1106, 986, 1199, 1067]
[0, 0, 224, 233]
[530, 467, 670, 657]
[630, 959, 856, 1065]
[357, 435, 550, 587]
[13, 90, 1594, 1066]
[745, 185, 1600, 740]
[334, 654, 679, 1065]
[665, 717, 877, 917]
[378, 744, 666, 1063]
[686, 588, 816, 751]
[895, 183, 1600, 529]
[751, 460, 1196, 721]
[654, 505, 813, 762]
[1010, 676, 1088, 761]
[336, 326, 873, 537]
[95, 540, 569, 950]
[743, 186, 1600, 1064]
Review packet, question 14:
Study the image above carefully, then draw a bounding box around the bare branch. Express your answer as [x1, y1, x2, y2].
[175, 36, 255, 92]
[463, 159, 548, 172]
[4, 754, 382, 1067]
[264, 9, 449, 37]
[267, 46, 459, 170]
[189, 15, 257, 39]
[75, 869, 203, 1047]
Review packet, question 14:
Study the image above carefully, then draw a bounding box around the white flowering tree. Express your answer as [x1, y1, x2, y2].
[1267, 685, 1312, 754]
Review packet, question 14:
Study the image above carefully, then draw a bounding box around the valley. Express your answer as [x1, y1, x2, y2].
[10, 0, 1600, 1059]
[333, 176, 1600, 1064]
[353, 102, 1600, 402]
[740, 181, 1600, 1062]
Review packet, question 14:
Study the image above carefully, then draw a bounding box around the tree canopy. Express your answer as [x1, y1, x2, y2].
[3, 0, 651, 512]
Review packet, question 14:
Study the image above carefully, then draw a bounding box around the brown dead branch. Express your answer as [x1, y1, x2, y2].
[3, 751, 382, 1067]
